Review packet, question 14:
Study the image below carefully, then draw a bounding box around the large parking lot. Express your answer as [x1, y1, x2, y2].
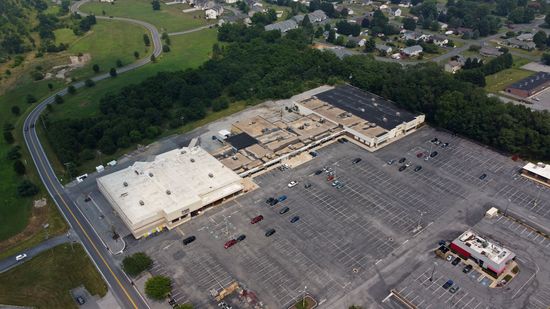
[104, 125, 550, 308]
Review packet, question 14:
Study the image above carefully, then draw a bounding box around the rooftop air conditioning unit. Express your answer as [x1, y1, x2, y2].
[190, 158, 195, 162]
[360, 108, 365, 112]
[209, 173, 214, 178]
[148, 172, 154, 177]
[166, 190, 171, 195]
[232, 156, 237, 160]
[139, 200, 144, 206]
[123, 182, 128, 187]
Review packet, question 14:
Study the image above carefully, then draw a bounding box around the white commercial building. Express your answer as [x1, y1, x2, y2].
[97, 147, 243, 238]
[450, 230, 515, 275]
[294, 85, 425, 150]
[521, 162, 550, 188]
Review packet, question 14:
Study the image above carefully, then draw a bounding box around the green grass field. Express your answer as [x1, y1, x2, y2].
[0, 244, 107, 309]
[485, 68, 533, 93]
[64, 19, 151, 80]
[80, 0, 212, 33]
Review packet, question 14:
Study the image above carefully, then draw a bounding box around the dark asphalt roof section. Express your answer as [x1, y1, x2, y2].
[507, 71, 549, 92]
[314, 84, 418, 130]
[226, 132, 258, 150]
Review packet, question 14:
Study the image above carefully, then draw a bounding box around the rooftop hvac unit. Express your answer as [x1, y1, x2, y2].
[123, 181, 128, 187]
[166, 190, 171, 195]
[139, 200, 144, 206]
[370, 123, 376, 127]
[232, 156, 237, 160]
[382, 117, 388, 122]
[371, 98, 375, 101]
[537, 162, 546, 168]
[148, 172, 154, 177]
[208, 173, 214, 178]
[396, 112, 400, 116]
[134, 170, 139, 175]
[190, 158, 195, 162]
[181, 150, 186, 154]
[360, 108, 365, 112]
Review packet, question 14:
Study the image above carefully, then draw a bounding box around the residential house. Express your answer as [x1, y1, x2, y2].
[205, 5, 224, 19]
[225, 0, 238, 3]
[379, 4, 388, 10]
[292, 10, 327, 24]
[438, 22, 448, 30]
[248, 5, 265, 17]
[376, 44, 393, 54]
[401, 30, 419, 41]
[265, 19, 298, 33]
[444, 60, 462, 74]
[100, 0, 114, 2]
[516, 33, 534, 42]
[399, 0, 412, 8]
[348, 36, 366, 47]
[479, 46, 503, 57]
[505, 38, 536, 51]
[329, 47, 355, 59]
[432, 35, 448, 46]
[402, 45, 423, 57]
[418, 33, 432, 42]
[193, 0, 215, 9]
[390, 7, 401, 17]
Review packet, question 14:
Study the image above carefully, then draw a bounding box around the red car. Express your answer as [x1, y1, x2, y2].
[416, 152, 424, 158]
[224, 239, 237, 249]
[327, 175, 334, 181]
[250, 215, 264, 224]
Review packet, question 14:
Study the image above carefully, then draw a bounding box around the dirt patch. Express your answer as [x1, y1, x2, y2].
[45, 53, 92, 81]
[34, 198, 47, 208]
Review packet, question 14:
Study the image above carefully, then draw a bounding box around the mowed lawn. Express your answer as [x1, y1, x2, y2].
[0, 244, 107, 309]
[80, 0, 212, 33]
[60, 19, 151, 80]
[49, 27, 218, 121]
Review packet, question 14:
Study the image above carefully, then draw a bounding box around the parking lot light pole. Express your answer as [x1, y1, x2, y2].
[429, 261, 437, 282]
[416, 210, 425, 230]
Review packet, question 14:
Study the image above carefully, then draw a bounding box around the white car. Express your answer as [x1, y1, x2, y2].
[287, 181, 298, 188]
[15, 253, 27, 261]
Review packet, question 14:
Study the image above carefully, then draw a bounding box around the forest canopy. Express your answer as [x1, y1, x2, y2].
[44, 24, 550, 175]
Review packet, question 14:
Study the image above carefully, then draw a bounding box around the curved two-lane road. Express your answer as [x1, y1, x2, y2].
[23, 2, 163, 308]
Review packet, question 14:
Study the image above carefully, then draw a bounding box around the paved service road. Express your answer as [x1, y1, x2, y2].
[21, 1, 163, 308]
[0, 232, 74, 273]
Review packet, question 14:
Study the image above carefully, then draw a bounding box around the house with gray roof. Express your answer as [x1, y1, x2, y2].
[505, 38, 536, 51]
[264, 19, 298, 33]
[516, 33, 534, 42]
[402, 45, 423, 57]
[376, 44, 393, 54]
[480, 46, 502, 57]
[292, 10, 327, 24]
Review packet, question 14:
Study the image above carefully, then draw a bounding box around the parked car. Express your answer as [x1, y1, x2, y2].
[327, 175, 335, 181]
[416, 152, 424, 158]
[304, 182, 311, 188]
[449, 285, 459, 293]
[269, 199, 279, 206]
[441, 142, 449, 148]
[338, 138, 348, 143]
[250, 215, 264, 224]
[446, 255, 453, 262]
[266, 197, 275, 204]
[430, 151, 438, 158]
[224, 239, 237, 249]
[452, 257, 461, 266]
[290, 216, 300, 223]
[414, 166, 422, 172]
[352, 158, 362, 164]
[399, 157, 406, 163]
[332, 180, 340, 187]
[288, 181, 298, 188]
[405, 161, 412, 167]
[336, 182, 344, 189]
[278, 195, 287, 202]
[15, 254, 27, 261]
[84, 197, 91, 202]
[279, 207, 290, 214]
[387, 159, 395, 165]
[309, 151, 318, 157]
[399, 165, 406, 172]
[479, 173, 487, 180]
[265, 228, 276, 237]
[182, 236, 196, 245]
[431, 138, 439, 143]
[75, 296, 86, 305]
[463, 265, 473, 273]
[442, 279, 454, 289]
[315, 170, 323, 175]
[236, 234, 246, 242]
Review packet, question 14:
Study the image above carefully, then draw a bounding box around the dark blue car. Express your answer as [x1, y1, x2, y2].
[278, 195, 287, 202]
[290, 216, 300, 223]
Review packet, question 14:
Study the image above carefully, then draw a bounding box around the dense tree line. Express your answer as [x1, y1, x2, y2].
[45, 23, 550, 172]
